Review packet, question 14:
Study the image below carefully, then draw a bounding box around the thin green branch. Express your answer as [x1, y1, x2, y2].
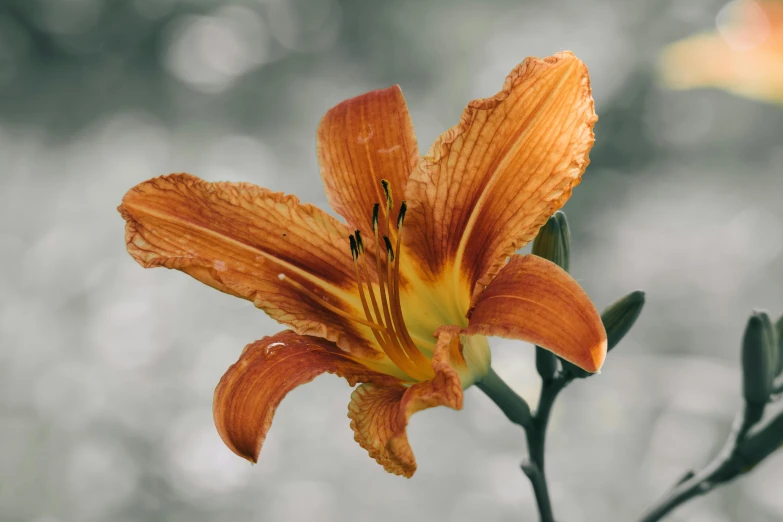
[638, 402, 773, 522]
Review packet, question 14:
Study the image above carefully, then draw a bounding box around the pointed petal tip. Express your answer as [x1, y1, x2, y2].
[586, 336, 608, 374]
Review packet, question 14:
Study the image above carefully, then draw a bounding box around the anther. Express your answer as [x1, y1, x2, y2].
[349, 235, 358, 261]
[354, 230, 365, 254]
[381, 179, 393, 210]
[372, 203, 380, 232]
[383, 236, 394, 262]
[396, 201, 407, 230]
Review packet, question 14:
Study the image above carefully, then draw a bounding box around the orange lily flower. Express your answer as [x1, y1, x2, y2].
[118, 51, 605, 478]
[659, 0, 783, 104]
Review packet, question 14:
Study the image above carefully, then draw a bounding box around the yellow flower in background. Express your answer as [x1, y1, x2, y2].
[659, 0, 783, 103]
[118, 51, 605, 478]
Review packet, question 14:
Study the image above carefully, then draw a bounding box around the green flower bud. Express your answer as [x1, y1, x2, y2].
[532, 211, 570, 271]
[602, 290, 646, 352]
[535, 346, 558, 381]
[742, 311, 776, 405]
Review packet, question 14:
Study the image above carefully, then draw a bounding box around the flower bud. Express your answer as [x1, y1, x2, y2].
[602, 290, 646, 352]
[532, 211, 570, 271]
[742, 311, 777, 405]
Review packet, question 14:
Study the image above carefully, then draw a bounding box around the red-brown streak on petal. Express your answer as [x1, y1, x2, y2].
[119, 173, 381, 359]
[402, 52, 597, 304]
[347, 327, 464, 478]
[464, 255, 606, 373]
[214, 331, 402, 463]
[317, 85, 419, 237]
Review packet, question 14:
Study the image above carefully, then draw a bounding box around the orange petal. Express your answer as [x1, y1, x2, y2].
[119, 173, 380, 359]
[659, 1, 783, 104]
[465, 255, 606, 372]
[403, 52, 597, 301]
[317, 85, 419, 237]
[214, 331, 401, 463]
[348, 327, 464, 477]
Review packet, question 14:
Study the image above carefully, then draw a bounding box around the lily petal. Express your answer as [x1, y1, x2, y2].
[348, 327, 464, 477]
[317, 85, 419, 236]
[403, 52, 596, 303]
[119, 173, 381, 359]
[214, 331, 401, 463]
[659, 1, 783, 104]
[465, 255, 606, 372]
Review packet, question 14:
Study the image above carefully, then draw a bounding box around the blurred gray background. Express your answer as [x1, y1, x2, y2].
[1, 0, 782, 520]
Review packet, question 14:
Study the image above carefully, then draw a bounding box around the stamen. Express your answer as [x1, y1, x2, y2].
[386, 229, 433, 374]
[278, 273, 385, 331]
[397, 201, 407, 230]
[351, 244, 395, 356]
[359, 252, 386, 337]
[356, 242, 429, 380]
[372, 227, 398, 345]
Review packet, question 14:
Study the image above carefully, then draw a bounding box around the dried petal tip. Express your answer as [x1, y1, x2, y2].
[532, 211, 570, 272]
[742, 310, 777, 405]
[602, 290, 646, 352]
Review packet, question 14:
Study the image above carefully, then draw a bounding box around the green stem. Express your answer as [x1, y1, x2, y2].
[638, 403, 768, 522]
[521, 459, 554, 522]
[476, 368, 532, 429]
[478, 368, 569, 522]
[529, 377, 567, 472]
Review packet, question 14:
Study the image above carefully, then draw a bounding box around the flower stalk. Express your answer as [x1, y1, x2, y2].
[638, 310, 783, 522]
[478, 211, 645, 522]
